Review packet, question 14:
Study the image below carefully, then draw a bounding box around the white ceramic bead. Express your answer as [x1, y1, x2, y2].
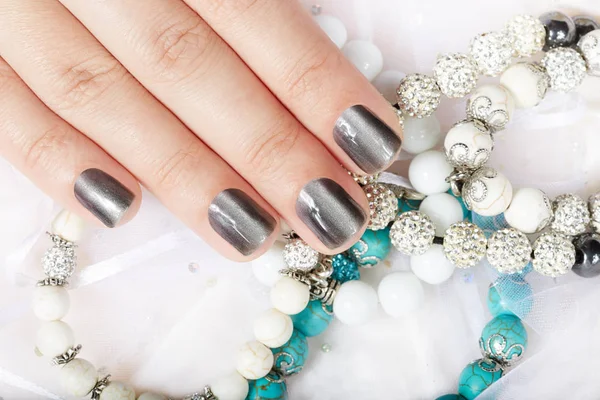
[253, 308, 293, 348]
[402, 115, 442, 155]
[236, 341, 274, 380]
[51, 210, 86, 242]
[36, 320, 74, 357]
[270, 277, 310, 315]
[462, 167, 513, 217]
[410, 245, 456, 285]
[377, 272, 424, 318]
[466, 84, 515, 131]
[212, 371, 249, 400]
[372, 70, 406, 103]
[504, 188, 553, 234]
[333, 280, 378, 325]
[32, 285, 70, 321]
[137, 394, 168, 400]
[342, 40, 383, 81]
[251, 242, 285, 287]
[408, 150, 453, 195]
[500, 63, 549, 108]
[60, 358, 98, 397]
[313, 15, 347, 48]
[419, 193, 464, 236]
[444, 120, 494, 170]
[100, 382, 136, 400]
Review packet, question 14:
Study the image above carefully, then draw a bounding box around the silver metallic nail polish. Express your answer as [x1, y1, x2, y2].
[296, 178, 367, 249]
[333, 105, 402, 174]
[74, 169, 135, 228]
[208, 189, 276, 256]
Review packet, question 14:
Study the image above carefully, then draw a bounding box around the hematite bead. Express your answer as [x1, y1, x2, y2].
[574, 16, 599, 40]
[572, 234, 600, 278]
[540, 11, 577, 50]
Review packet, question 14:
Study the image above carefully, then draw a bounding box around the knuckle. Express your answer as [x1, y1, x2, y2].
[24, 125, 73, 171]
[203, 0, 261, 19]
[154, 143, 204, 193]
[284, 44, 340, 103]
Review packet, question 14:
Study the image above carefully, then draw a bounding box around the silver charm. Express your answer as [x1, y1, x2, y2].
[479, 334, 525, 368]
[37, 277, 68, 287]
[541, 47, 587, 93]
[90, 375, 111, 400]
[183, 387, 217, 400]
[42, 233, 77, 281]
[551, 193, 591, 236]
[363, 183, 398, 231]
[395, 73, 441, 118]
[433, 53, 479, 98]
[486, 229, 531, 274]
[589, 192, 600, 233]
[443, 222, 487, 269]
[578, 29, 600, 77]
[283, 238, 320, 271]
[390, 211, 435, 256]
[505, 14, 546, 58]
[469, 31, 513, 76]
[50, 344, 82, 366]
[532, 232, 576, 277]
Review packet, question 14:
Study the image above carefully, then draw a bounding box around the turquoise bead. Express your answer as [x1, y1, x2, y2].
[436, 395, 466, 400]
[487, 275, 533, 318]
[272, 329, 308, 376]
[291, 300, 334, 337]
[246, 373, 287, 400]
[480, 314, 527, 365]
[349, 227, 391, 268]
[398, 198, 422, 213]
[458, 359, 503, 400]
[447, 189, 471, 221]
[472, 213, 509, 238]
[331, 253, 360, 283]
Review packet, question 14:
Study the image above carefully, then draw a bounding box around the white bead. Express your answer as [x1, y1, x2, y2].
[236, 341, 274, 380]
[419, 193, 464, 236]
[408, 150, 453, 195]
[211, 371, 249, 400]
[251, 242, 285, 287]
[313, 15, 347, 48]
[462, 167, 513, 217]
[410, 245, 456, 285]
[372, 70, 406, 103]
[377, 272, 425, 318]
[270, 277, 310, 315]
[402, 115, 442, 155]
[253, 308, 293, 348]
[342, 40, 383, 81]
[333, 280, 378, 325]
[137, 394, 168, 400]
[504, 188, 553, 234]
[466, 84, 515, 132]
[444, 120, 493, 170]
[60, 358, 98, 397]
[36, 320, 74, 357]
[32, 285, 70, 321]
[500, 63, 549, 108]
[51, 210, 86, 242]
[100, 382, 136, 400]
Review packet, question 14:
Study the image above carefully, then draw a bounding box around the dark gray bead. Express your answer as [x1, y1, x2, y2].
[572, 234, 600, 278]
[573, 16, 600, 40]
[540, 11, 577, 50]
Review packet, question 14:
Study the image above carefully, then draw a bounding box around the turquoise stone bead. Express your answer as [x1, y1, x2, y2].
[246, 373, 287, 400]
[291, 300, 333, 337]
[349, 227, 391, 268]
[272, 329, 308, 376]
[487, 275, 533, 318]
[472, 213, 508, 238]
[480, 314, 527, 365]
[398, 198, 421, 213]
[458, 359, 503, 400]
[331, 253, 360, 283]
[447, 189, 471, 221]
[436, 395, 466, 400]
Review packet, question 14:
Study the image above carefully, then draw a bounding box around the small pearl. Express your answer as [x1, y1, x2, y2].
[236, 341, 274, 380]
[36, 320, 74, 357]
[51, 210, 86, 242]
[137, 394, 168, 400]
[32, 285, 70, 321]
[333, 280, 378, 325]
[419, 193, 464, 236]
[402, 115, 442, 155]
[100, 382, 136, 400]
[251, 242, 285, 287]
[408, 150, 453, 195]
[411, 245, 456, 285]
[342, 40, 384, 81]
[212, 371, 249, 400]
[270, 277, 310, 315]
[60, 358, 98, 397]
[313, 15, 347, 48]
[378, 272, 425, 317]
[500, 63, 549, 108]
[253, 308, 293, 348]
[372, 70, 406, 103]
[504, 188, 553, 234]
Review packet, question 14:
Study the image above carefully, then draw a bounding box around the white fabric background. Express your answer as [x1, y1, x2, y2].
[1, 0, 600, 399]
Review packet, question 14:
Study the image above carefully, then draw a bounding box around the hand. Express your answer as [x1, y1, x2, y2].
[0, 0, 402, 261]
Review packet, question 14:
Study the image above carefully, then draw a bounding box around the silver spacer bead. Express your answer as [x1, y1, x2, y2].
[433, 53, 479, 98]
[532, 232, 576, 277]
[363, 183, 398, 231]
[395, 73, 441, 118]
[90, 375, 111, 400]
[390, 211, 435, 255]
[50, 344, 82, 366]
[37, 277, 69, 287]
[42, 233, 77, 281]
[443, 222, 487, 268]
[183, 387, 217, 400]
[541, 47, 587, 93]
[283, 238, 320, 271]
[589, 192, 600, 233]
[486, 228, 532, 274]
[551, 193, 591, 236]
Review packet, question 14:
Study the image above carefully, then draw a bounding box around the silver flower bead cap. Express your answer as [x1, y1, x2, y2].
[283, 238, 320, 270]
[532, 232, 575, 277]
[443, 221, 487, 268]
[390, 211, 435, 256]
[364, 183, 398, 231]
[541, 48, 587, 93]
[433, 53, 479, 98]
[486, 228, 532, 274]
[396, 73, 441, 118]
[505, 14, 546, 58]
[551, 193, 591, 236]
[578, 29, 600, 77]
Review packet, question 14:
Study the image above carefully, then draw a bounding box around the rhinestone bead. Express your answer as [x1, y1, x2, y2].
[42, 238, 76, 281]
[283, 239, 320, 270]
[578, 29, 600, 77]
[364, 183, 398, 231]
[505, 14, 546, 57]
[589, 192, 600, 233]
[390, 211, 435, 256]
[395, 74, 441, 118]
[433, 53, 479, 98]
[348, 171, 379, 186]
[551, 194, 591, 236]
[541, 48, 587, 93]
[469, 32, 513, 76]
[443, 222, 487, 269]
[486, 228, 532, 274]
[532, 232, 575, 277]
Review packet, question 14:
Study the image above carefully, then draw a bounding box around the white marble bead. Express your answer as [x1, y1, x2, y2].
[410, 245, 456, 285]
[419, 193, 464, 236]
[333, 280, 378, 325]
[270, 276, 310, 315]
[313, 15, 347, 48]
[462, 167, 513, 217]
[500, 63, 549, 108]
[378, 272, 425, 318]
[504, 188, 553, 234]
[100, 382, 136, 400]
[32, 285, 70, 321]
[212, 371, 249, 400]
[251, 242, 285, 287]
[36, 320, 74, 357]
[408, 150, 453, 195]
[236, 341, 274, 380]
[444, 120, 493, 170]
[372, 70, 406, 103]
[466, 84, 515, 131]
[253, 308, 293, 348]
[60, 358, 98, 397]
[342, 40, 383, 81]
[51, 210, 86, 242]
[402, 115, 442, 155]
[137, 393, 168, 400]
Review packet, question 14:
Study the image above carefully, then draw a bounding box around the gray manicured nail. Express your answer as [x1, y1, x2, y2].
[334, 105, 402, 174]
[296, 178, 367, 249]
[74, 168, 135, 228]
[208, 189, 276, 256]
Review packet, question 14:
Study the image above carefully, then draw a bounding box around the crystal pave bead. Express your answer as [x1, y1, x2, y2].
[282, 238, 320, 270]
[487, 228, 532, 274]
[363, 183, 398, 231]
[42, 233, 77, 281]
[443, 222, 487, 269]
[532, 232, 576, 277]
[578, 29, 600, 77]
[590, 192, 600, 233]
[542, 48, 587, 93]
[551, 193, 591, 236]
[469, 31, 513, 76]
[390, 211, 436, 256]
[396, 73, 441, 118]
[433, 53, 479, 98]
[505, 14, 546, 58]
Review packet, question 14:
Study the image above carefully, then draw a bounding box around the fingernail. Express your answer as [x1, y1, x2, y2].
[208, 189, 276, 256]
[296, 178, 367, 249]
[333, 105, 402, 174]
[74, 168, 135, 228]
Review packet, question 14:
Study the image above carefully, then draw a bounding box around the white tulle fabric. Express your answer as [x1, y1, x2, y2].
[1, 0, 600, 398]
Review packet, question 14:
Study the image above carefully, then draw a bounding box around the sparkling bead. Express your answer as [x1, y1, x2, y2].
[504, 188, 553, 234]
[462, 167, 513, 217]
[590, 192, 600, 233]
[578, 29, 600, 77]
[433, 53, 479, 98]
[395, 74, 441, 118]
[271, 277, 310, 315]
[349, 227, 391, 268]
[574, 16, 600, 39]
[32, 285, 70, 321]
[479, 314, 527, 367]
[500, 62, 549, 108]
[291, 300, 333, 337]
[330, 253, 360, 283]
[444, 120, 493, 170]
[60, 358, 98, 397]
[253, 308, 293, 348]
[419, 193, 464, 236]
[390, 211, 435, 256]
[469, 31, 513, 76]
[36, 321, 74, 357]
[282, 239, 319, 270]
[486, 229, 532, 274]
[540, 11, 577, 50]
[342, 40, 383, 81]
[236, 341, 274, 380]
[466, 84, 515, 132]
[51, 210, 86, 242]
[246, 373, 287, 400]
[99, 382, 136, 400]
[313, 15, 347, 48]
[333, 280, 378, 325]
[252, 242, 285, 287]
[458, 359, 503, 400]
[348, 171, 379, 186]
[443, 222, 487, 269]
[541, 47, 587, 93]
[487, 275, 533, 317]
[211, 372, 249, 400]
[505, 14, 546, 57]
[363, 183, 398, 230]
[408, 150, 453, 195]
[378, 272, 424, 317]
[272, 329, 308, 376]
[42, 237, 76, 280]
[572, 234, 600, 278]
[551, 193, 590, 236]
[402, 114, 442, 155]
[410, 245, 456, 285]
[532, 232, 575, 277]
